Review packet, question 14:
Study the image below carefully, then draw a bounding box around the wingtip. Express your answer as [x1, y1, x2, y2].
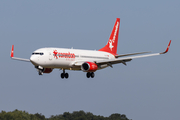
[160, 40, 171, 54]
[10, 45, 14, 57]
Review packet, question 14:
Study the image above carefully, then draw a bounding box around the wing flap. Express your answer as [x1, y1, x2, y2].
[96, 58, 132, 65]
[95, 53, 160, 67]
[115, 51, 151, 58]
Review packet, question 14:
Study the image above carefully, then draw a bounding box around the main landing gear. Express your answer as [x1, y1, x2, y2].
[60, 69, 95, 79]
[86, 72, 95, 78]
[61, 69, 69, 79]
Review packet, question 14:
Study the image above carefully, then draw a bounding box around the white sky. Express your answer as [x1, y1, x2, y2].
[0, 1, 179, 120]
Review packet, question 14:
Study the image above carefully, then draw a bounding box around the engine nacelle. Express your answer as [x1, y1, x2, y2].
[81, 62, 98, 72]
[42, 68, 53, 73]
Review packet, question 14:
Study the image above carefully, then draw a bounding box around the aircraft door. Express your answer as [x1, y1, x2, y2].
[49, 52, 52, 60]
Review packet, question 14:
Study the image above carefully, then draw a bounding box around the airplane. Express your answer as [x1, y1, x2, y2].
[10, 18, 171, 79]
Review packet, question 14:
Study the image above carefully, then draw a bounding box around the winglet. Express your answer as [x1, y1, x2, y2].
[160, 40, 171, 54]
[11, 45, 14, 57]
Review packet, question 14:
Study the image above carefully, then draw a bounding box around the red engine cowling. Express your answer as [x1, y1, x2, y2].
[43, 68, 53, 73]
[81, 62, 98, 72]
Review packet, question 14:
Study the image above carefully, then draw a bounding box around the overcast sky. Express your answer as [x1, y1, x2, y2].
[0, 0, 179, 120]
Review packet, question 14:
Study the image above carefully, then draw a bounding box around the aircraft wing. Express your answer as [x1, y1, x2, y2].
[115, 51, 151, 58]
[72, 40, 171, 67]
[96, 40, 171, 66]
[10, 45, 30, 62]
[96, 53, 159, 66]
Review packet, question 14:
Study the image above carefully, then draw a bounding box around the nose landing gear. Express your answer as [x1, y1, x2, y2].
[35, 66, 44, 75]
[38, 70, 43, 75]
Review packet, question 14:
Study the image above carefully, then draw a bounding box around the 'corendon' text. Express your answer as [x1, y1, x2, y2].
[53, 50, 75, 59]
[109, 22, 119, 51]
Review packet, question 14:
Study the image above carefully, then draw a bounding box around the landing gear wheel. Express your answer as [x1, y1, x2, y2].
[38, 70, 43, 75]
[86, 72, 91, 78]
[61, 73, 64, 79]
[64, 73, 69, 79]
[60, 69, 69, 79]
[90, 72, 95, 78]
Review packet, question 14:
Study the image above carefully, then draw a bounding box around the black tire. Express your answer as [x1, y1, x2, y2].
[61, 73, 64, 79]
[64, 73, 69, 79]
[90, 72, 95, 78]
[38, 70, 43, 75]
[86, 72, 91, 78]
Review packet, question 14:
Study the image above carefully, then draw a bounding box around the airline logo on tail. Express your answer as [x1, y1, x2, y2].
[109, 21, 119, 51]
[98, 18, 120, 55]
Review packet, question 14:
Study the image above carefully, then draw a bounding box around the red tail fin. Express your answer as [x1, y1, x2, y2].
[99, 18, 120, 55]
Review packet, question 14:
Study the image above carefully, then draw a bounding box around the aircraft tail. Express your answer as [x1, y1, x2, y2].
[98, 18, 120, 55]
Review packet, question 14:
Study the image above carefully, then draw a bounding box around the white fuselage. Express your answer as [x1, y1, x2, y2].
[30, 48, 115, 70]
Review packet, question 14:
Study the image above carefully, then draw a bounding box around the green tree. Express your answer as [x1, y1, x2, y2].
[0, 109, 130, 120]
[35, 113, 45, 120]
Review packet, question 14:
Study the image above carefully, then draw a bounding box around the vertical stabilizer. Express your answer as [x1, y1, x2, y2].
[98, 18, 120, 55]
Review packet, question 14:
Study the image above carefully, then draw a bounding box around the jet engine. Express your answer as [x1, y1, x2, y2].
[81, 62, 98, 72]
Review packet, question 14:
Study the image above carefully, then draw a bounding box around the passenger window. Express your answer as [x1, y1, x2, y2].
[32, 52, 44, 55]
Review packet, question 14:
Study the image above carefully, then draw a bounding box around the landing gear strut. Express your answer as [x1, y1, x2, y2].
[36, 66, 43, 75]
[38, 70, 43, 75]
[61, 69, 69, 79]
[86, 72, 95, 78]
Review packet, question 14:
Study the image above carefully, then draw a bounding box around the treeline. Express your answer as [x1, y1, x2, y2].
[0, 109, 129, 120]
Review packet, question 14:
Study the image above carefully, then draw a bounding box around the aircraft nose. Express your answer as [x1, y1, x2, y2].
[30, 55, 38, 65]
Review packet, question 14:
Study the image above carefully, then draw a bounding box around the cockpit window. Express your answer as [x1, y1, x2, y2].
[32, 52, 44, 55]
